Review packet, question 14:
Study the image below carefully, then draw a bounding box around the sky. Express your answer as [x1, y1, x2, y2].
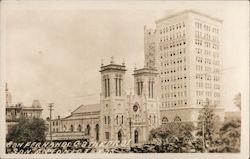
[2, 1, 249, 119]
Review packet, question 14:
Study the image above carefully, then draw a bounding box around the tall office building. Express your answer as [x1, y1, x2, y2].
[144, 26, 157, 68]
[145, 10, 224, 122]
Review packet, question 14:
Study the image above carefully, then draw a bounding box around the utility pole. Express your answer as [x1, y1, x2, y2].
[129, 117, 132, 149]
[48, 103, 54, 143]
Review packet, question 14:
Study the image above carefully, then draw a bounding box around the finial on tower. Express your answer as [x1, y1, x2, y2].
[101, 59, 104, 67]
[110, 56, 114, 64]
[5, 82, 8, 91]
[122, 58, 125, 66]
[134, 63, 137, 70]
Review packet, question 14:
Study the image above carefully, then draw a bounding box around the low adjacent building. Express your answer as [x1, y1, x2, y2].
[5, 83, 43, 134]
[46, 104, 100, 141]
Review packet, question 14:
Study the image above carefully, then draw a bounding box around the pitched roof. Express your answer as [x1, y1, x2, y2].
[32, 99, 42, 108]
[71, 104, 100, 114]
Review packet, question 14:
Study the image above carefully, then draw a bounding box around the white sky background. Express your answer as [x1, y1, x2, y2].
[2, 1, 249, 119]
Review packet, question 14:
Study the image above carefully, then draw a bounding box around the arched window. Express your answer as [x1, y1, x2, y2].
[118, 130, 122, 143]
[86, 124, 91, 135]
[174, 116, 182, 122]
[70, 125, 74, 132]
[154, 116, 156, 123]
[104, 116, 107, 124]
[134, 130, 139, 144]
[162, 117, 168, 124]
[78, 124, 82, 132]
[108, 116, 110, 124]
[96, 124, 99, 142]
[121, 115, 123, 124]
[116, 115, 118, 125]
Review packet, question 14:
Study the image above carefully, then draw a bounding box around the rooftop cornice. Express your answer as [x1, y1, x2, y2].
[156, 10, 223, 24]
[100, 64, 127, 72]
[133, 67, 158, 76]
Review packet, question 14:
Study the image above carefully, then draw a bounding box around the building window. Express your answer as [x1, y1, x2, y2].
[162, 117, 168, 124]
[115, 78, 118, 96]
[119, 79, 121, 96]
[121, 115, 124, 124]
[174, 116, 181, 122]
[118, 130, 122, 143]
[137, 81, 143, 96]
[86, 124, 91, 135]
[107, 79, 110, 96]
[104, 79, 107, 97]
[96, 124, 99, 142]
[70, 125, 74, 132]
[134, 130, 139, 144]
[78, 124, 82, 132]
[104, 78, 110, 97]
[116, 115, 118, 125]
[105, 132, 110, 141]
[148, 80, 154, 98]
[115, 77, 122, 96]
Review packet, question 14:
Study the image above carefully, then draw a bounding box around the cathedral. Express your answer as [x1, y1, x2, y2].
[48, 10, 225, 144]
[99, 58, 160, 144]
[48, 58, 160, 145]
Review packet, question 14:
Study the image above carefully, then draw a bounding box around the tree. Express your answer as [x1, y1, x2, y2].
[218, 119, 241, 152]
[149, 122, 195, 152]
[6, 117, 48, 142]
[196, 99, 221, 152]
[234, 93, 241, 111]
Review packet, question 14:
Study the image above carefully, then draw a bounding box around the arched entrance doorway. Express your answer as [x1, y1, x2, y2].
[78, 124, 82, 132]
[70, 125, 74, 132]
[86, 124, 91, 135]
[162, 117, 169, 125]
[134, 129, 139, 144]
[96, 124, 99, 142]
[118, 130, 122, 143]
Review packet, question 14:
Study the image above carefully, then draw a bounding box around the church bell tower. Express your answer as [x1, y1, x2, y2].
[99, 57, 129, 142]
[129, 66, 160, 145]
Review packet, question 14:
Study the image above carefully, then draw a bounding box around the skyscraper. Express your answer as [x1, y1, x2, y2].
[145, 10, 224, 122]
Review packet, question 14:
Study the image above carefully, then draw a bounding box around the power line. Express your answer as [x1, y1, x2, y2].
[8, 66, 241, 104]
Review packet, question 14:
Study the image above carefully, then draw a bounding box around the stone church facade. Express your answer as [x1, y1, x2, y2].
[48, 59, 160, 145]
[99, 59, 160, 145]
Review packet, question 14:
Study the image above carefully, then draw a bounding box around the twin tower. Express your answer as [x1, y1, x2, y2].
[99, 58, 160, 145]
